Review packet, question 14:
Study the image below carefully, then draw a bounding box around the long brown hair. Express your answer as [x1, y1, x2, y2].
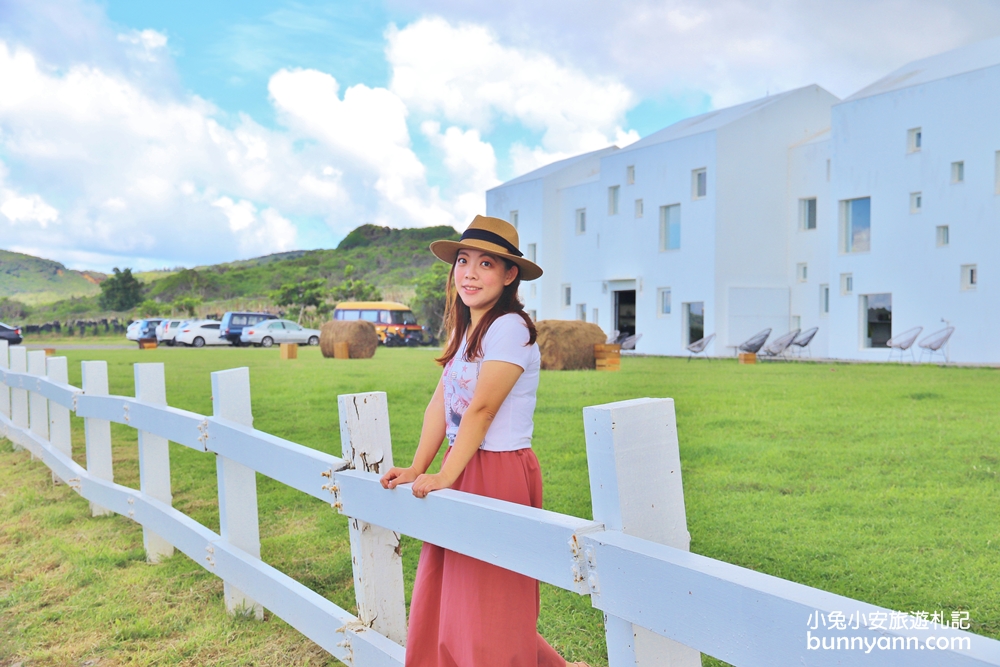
[436, 257, 537, 366]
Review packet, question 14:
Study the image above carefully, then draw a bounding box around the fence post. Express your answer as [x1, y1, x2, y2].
[338, 391, 407, 645]
[0, 340, 9, 423]
[583, 397, 701, 667]
[27, 351, 49, 458]
[9, 346, 27, 447]
[46, 356, 72, 484]
[134, 363, 174, 563]
[82, 361, 114, 516]
[211, 367, 263, 619]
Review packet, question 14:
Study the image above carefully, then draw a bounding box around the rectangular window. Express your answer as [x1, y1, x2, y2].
[791, 315, 801, 331]
[910, 192, 922, 213]
[528, 309, 537, 322]
[907, 127, 922, 153]
[527, 243, 537, 263]
[692, 168, 707, 199]
[796, 263, 808, 283]
[529, 283, 537, 298]
[634, 198, 644, 218]
[684, 302, 704, 345]
[841, 273, 853, 295]
[861, 293, 892, 349]
[592, 307, 598, 324]
[820, 284, 830, 315]
[575, 208, 586, 234]
[562, 285, 571, 307]
[952, 161, 965, 183]
[577, 303, 587, 321]
[608, 186, 620, 215]
[840, 197, 871, 253]
[936, 225, 950, 247]
[658, 204, 681, 251]
[626, 165, 635, 185]
[826, 159, 831, 182]
[961, 264, 977, 290]
[510, 210, 519, 228]
[657, 288, 672, 316]
[799, 197, 817, 230]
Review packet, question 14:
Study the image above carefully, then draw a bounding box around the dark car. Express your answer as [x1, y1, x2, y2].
[0, 322, 23, 345]
[219, 311, 278, 346]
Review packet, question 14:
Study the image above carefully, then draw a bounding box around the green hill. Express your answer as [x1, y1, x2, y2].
[0, 249, 104, 305]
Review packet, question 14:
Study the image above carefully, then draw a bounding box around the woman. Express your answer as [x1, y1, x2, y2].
[380, 215, 587, 667]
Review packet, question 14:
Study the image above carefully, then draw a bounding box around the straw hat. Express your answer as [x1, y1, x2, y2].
[429, 215, 543, 281]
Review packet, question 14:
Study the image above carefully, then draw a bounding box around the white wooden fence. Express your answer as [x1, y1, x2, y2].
[0, 339, 997, 666]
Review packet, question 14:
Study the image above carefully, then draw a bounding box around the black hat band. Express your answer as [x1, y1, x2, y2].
[459, 228, 523, 257]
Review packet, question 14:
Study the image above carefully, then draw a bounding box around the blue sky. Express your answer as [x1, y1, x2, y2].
[1, 0, 999, 270]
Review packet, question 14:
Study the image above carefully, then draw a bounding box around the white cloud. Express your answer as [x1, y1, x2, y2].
[0, 193, 59, 227]
[422, 121, 500, 222]
[387, 0, 1000, 106]
[388, 17, 635, 155]
[117, 28, 168, 62]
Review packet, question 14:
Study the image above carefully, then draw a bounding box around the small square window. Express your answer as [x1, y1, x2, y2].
[799, 198, 817, 230]
[577, 303, 587, 321]
[910, 192, 922, 213]
[626, 165, 635, 185]
[510, 210, 519, 228]
[692, 168, 707, 199]
[936, 225, 950, 247]
[527, 243, 537, 263]
[562, 285, 571, 307]
[907, 127, 922, 153]
[796, 263, 808, 283]
[961, 264, 977, 290]
[840, 273, 853, 295]
[634, 199, 643, 218]
[952, 161, 965, 183]
[608, 186, 620, 215]
[576, 208, 586, 234]
[820, 284, 830, 315]
[657, 287, 672, 316]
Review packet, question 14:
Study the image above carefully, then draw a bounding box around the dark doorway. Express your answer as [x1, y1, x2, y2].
[614, 290, 636, 337]
[863, 293, 891, 348]
[685, 302, 704, 345]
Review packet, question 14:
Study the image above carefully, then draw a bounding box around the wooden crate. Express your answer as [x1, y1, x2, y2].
[43, 348, 56, 356]
[595, 343, 621, 371]
[738, 352, 756, 365]
[138, 339, 158, 350]
[280, 343, 298, 360]
[333, 342, 350, 359]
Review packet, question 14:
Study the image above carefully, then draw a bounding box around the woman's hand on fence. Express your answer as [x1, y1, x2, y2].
[380, 466, 419, 489]
[410, 472, 453, 498]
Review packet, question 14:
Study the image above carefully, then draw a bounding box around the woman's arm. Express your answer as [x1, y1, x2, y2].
[380, 378, 447, 489]
[410, 360, 523, 498]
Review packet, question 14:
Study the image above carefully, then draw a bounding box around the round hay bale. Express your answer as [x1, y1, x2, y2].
[320, 320, 379, 359]
[535, 320, 607, 370]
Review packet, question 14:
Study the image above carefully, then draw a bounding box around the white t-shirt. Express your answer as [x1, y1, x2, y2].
[442, 312, 541, 452]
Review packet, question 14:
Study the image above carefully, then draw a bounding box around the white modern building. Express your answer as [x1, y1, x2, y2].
[487, 37, 1000, 363]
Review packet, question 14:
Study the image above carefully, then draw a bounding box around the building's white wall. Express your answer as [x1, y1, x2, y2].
[828, 65, 1000, 362]
[788, 135, 832, 357]
[715, 85, 839, 351]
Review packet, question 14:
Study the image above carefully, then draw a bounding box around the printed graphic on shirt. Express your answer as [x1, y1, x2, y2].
[443, 355, 480, 446]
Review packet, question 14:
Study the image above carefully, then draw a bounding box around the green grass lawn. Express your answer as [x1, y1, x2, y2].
[1, 348, 999, 666]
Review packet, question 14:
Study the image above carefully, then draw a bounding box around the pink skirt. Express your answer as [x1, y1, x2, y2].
[405, 447, 566, 667]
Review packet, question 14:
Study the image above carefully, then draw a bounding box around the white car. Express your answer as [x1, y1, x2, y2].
[174, 320, 229, 348]
[156, 319, 185, 346]
[240, 319, 321, 347]
[126, 319, 162, 341]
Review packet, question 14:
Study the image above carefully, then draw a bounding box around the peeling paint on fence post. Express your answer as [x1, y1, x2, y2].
[584, 397, 701, 667]
[82, 361, 114, 516]
[212, 367, 264, 620]
[338, 391, 408, 646]
[46, 356, 72, 485]
[0, 340, 10, 423]
[135, 363, 174, 563]
[27, 350, 48, 458]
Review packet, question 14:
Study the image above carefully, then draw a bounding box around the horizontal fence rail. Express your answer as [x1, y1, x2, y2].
[0, 340, 997, 666]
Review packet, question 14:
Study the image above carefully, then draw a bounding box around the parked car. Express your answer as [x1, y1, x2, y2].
[240, 319, 321, 347]
[333, 301, 429, 345]
[126, 319, 162, 341]
[174, 320, 229, 348]
[0, 321, 23, 345]
[220, 311, 278, 346]
[156, 319, 185, 346]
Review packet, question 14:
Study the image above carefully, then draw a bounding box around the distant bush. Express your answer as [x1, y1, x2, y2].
[99, 268, 143, 311]
[0, 297, 30, 322]
[411, 263, 449, 339]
